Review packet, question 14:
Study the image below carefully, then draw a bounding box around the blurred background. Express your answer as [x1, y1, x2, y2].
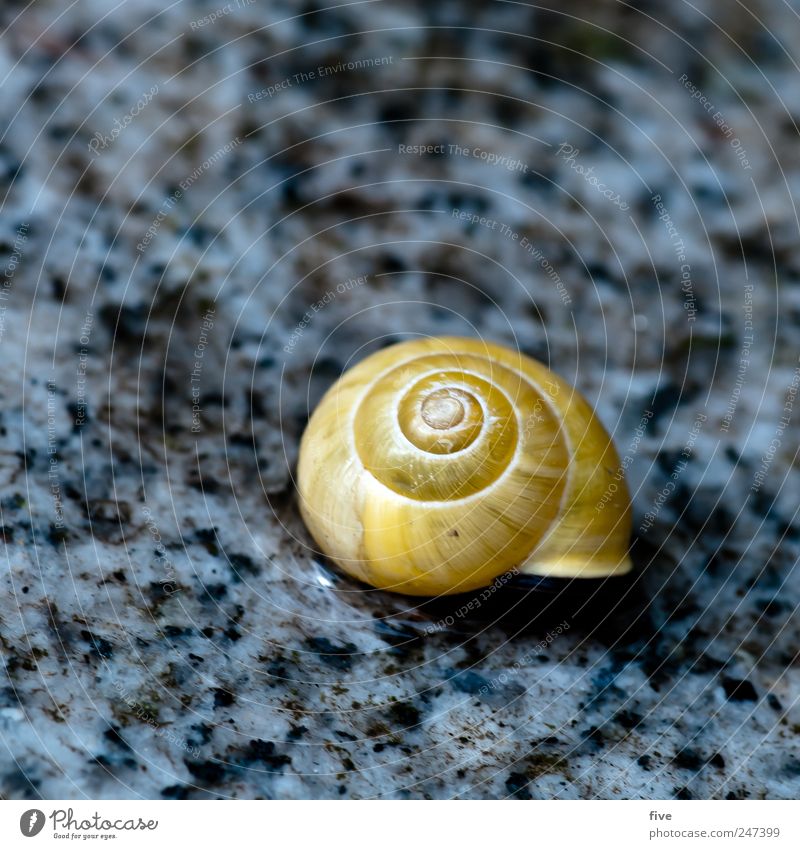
[0, 0, 798, 799]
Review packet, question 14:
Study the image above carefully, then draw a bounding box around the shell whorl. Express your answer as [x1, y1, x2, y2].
[297, 337, 633, 596]
[355, 355, 561, 502]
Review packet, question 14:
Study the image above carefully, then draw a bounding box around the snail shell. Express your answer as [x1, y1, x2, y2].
[297, 336, 632, 596]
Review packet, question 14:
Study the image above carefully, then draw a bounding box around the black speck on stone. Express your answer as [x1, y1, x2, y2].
[448, 191, 489, 214]
[213, 688, 235, 709]
[185, 224, 213, 247]
[229, 552, 260, 577]
[310, 357, 344, 380]
[80, 630, 113, 659]
[0, 159, 24, 182]
[656, 449, 689, 477]
[750, 487, 777, 519]
[693, 653, 726, 674]
[637, 754, 652, 770]
[305, 637, 358, 671]
[248, 388, 267, 418]
[722, 677, 758, 702]
[647, 383, 697, 428]
[783, 757, 800, 777]
[377, 335, 408, 349]
[372, 618, 421, 658]
[67, 401, 89, 429]
[672, 747, 706, 772]
[675, 786, 693, 800]
[448, 668, 491, 696]
[1, 766, 41, 799]
[103, 725, 131, 751]
[265, 656, 289, 680]
[185, 758, 226, 784]
[775, 516, 800, 541]
[2, 493, 25, 512]
[48, 523, 69, 546]
[505, 772, 533, 799]
[767, 693, 783, 712]
[227, 431, 257, 449]
[613, 709, 643, 730]
[87, 498, 130, 528]
[203, 582, 227, 600]
[162, 625, 192, 639]
[387, 701, 420, 728]
[724, 446, 742, 464]
[429, 305, 450, 322]
[203, 392, 228, 408]
[287, 724, 308, 740]
[245, 739, 291, 770]
[379, 253, 406, 274]
[190, 723, 214, 745]
[581, 725, 606, 748]
[709, 753, 725, 769]
[98, 302, 148, 345]
[378, 99, 415, 125]
[757, 596, 789, 618]
[161, 784, 192, 799]
[194, 527, 219, 556]
[282, 173, 307, 206]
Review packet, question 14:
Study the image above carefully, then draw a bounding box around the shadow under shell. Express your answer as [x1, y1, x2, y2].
[310, 556, 646, 637]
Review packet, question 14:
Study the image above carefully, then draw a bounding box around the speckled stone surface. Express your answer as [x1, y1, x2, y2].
[1, 0, 799, 800]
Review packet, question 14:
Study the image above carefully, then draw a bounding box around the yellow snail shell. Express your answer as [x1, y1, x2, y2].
[297, 336, 632, 596]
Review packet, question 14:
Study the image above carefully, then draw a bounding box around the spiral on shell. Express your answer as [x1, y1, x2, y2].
[298, 337, 632, 596]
